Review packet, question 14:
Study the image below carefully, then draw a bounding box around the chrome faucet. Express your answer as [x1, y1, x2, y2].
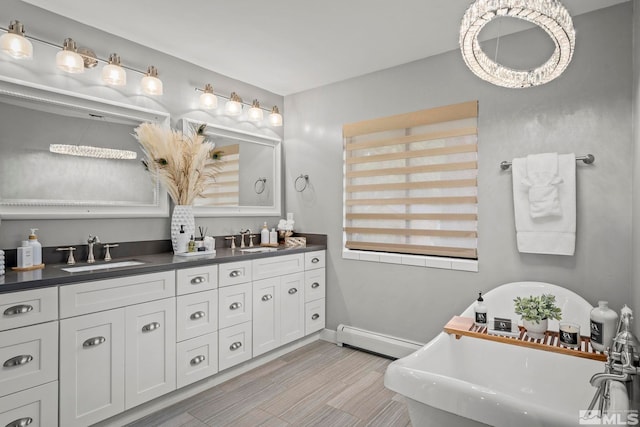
[239, 229, 251, 248]
[87, 235, 100, 263]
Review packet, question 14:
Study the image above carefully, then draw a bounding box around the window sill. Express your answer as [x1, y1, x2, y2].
[342, 249, 478, 272]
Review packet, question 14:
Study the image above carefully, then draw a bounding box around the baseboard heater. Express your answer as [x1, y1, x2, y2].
[336, 324, 423, 359]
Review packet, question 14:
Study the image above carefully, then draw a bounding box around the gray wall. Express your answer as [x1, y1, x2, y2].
[0, 0, 284, 249]
[633, 0, 640, 333]
[284, 4, 634, 342]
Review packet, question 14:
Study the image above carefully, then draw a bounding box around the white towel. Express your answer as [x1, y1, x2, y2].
[512, 153, 576, 255]
[522, 153, 563, 218]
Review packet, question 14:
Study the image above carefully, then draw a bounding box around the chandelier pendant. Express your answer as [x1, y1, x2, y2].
[459, 0, 576, 88]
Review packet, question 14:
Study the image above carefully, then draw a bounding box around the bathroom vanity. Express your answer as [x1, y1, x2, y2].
[0, 241, 326, 427]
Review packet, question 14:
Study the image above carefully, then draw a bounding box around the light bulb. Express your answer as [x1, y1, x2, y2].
[102, 53, 126, 86]
[141, 66, 163, 95]
[269, 106, 283, 126]
[248, 99, 263, 122]
[225, 92, 243, 116]
[199, 84, 218, 109]
[0, 21, 33, 59]
[56, 38, 84, 73]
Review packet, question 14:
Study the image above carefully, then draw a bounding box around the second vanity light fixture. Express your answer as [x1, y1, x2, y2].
[195, 85, 283, 127]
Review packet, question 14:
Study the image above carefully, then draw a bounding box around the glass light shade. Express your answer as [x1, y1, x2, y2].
[102, 60, 126, 86]
[0, 32, 33, 59]
[248, 100, 263, 122]
[225, 92, 243, 116]
[56, 49, 84, 73]
[269, 106, 283, 126]
[200, 92, 218, 109]
[141, 75, 163, 95]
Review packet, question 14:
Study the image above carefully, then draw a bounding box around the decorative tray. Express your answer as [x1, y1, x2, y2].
[173, 250, 216, 257]
[443, 316, 606, 362]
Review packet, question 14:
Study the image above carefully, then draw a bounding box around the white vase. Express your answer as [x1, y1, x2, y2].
[523, 318, 548, 339]
[171, 205, 195, 254]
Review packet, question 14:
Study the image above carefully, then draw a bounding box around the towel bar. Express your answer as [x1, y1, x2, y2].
[500, 154, 595, 171]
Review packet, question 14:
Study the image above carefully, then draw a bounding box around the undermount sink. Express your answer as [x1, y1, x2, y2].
[239, 247, 278, 253]
[61, 260, 146, 273]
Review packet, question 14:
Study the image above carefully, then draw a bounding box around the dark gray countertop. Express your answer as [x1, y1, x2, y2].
[0, 244, 326, 294]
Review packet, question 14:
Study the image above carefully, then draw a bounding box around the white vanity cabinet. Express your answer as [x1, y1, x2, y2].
[304, 251, 326, 334]
[59, 271, 176, 427]
[175, 265, 219, 388]
[0, 287, 59, 427]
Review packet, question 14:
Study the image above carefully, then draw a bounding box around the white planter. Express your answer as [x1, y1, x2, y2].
[170, 205, 195, 254]
[523, 318, 548, 339]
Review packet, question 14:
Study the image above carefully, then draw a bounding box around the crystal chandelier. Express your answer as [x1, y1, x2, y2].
[459, 0, 575, 88]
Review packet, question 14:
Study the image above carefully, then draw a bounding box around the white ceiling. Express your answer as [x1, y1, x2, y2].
[21, 0, 630, 96]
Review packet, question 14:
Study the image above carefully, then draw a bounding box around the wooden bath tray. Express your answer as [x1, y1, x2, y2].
[444, 316, 607, 362]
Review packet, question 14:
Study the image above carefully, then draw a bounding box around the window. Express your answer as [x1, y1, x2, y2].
[343, 101, 478, 261]
[196, 143, 240, 207]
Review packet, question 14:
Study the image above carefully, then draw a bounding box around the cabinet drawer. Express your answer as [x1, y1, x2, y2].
[0, 381, 58, 427]
[218, 283, 252, 329]
[304, 268, 326, 303]
[0, 322, 58, 397]
[305, 299, 326, 335]
[252, 253, 304, 281]
[177, 332, 218, 389]
[177, 290, 218, 342]
[218, 261, 252, 287]
[60, 271, 175, 318]
[0, 287, 57, 332]
[176, 265, 218, 295]
[304, 251, 325, 270]
[219, 322, 252, 371]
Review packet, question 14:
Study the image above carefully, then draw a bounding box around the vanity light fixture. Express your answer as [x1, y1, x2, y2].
[459, 0, 575, 88]
[199, 83, 218, 109]
[56, 38, 84, 74]
[49, 144, 137, 160]
[269, 106, 283, 127]
[247, 99, 264, 122]
[0, 20, 33, 59]
[225, 92, 243, 116]
[102, 53, 126, 86]
[141, 65, 163, 95]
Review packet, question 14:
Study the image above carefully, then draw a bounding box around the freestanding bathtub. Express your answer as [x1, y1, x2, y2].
[384, 282, 628, 427]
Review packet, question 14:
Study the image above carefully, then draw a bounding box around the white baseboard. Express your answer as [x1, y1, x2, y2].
[319, 327, 337, 343]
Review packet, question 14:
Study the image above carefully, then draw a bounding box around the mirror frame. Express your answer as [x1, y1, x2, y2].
[0, 76, 170, 219]
[182, 118, 282, 217]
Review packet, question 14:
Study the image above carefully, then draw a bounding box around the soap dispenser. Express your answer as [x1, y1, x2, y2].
[176, 225, 188, 254]
[28, 228, 42, 266]
[590, 301, 618, 352]
[474, 292, 487, 327]
[269, 228, 278, 245]
[261, 222, 269, 245]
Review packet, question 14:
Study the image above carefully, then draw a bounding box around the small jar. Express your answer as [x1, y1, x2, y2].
[559, 322, 581, 349]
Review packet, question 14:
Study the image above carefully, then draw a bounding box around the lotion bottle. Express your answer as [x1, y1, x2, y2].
[269, 228, 278, 245]
[27, 228, 42, 265]
[261, 222, 270, 245]
[474, 292, 487, 327]
[176, 225, 188, 253]
[590, 301, 619, 352]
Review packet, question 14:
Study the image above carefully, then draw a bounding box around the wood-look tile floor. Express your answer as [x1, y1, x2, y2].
[127, 340, 411, 427]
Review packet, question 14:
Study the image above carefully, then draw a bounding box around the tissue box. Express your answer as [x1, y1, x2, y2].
[285, 236, 306, 248]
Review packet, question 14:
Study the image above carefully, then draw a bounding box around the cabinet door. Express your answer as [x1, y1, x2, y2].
[218, 322, 252, 371]
[0, 381, 58, 427]
[280, 272, 305, 345]
[252, 277, 280, 357]
[176, 290, 218, 342]
[125, 298, 176, 409]
[176, 332, 218, 389]
[60, 309, 125, 427]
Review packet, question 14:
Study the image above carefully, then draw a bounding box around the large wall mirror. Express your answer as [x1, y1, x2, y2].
[0, 76, 170, 218]
[182, 119, 282, 217]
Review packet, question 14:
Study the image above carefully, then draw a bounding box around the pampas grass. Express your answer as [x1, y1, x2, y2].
[134, 122, 222, 205]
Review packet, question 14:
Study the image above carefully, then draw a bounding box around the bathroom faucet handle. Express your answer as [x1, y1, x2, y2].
[56, 247, 76, 265]
[225, 236, 236, 249]
[249, 234, 256, 247]
[103, 243, 119, 262]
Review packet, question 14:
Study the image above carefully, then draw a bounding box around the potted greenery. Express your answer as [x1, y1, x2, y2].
[514, 294, 562, 339]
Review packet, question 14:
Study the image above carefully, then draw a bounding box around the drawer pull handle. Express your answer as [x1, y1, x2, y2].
[229, 302, 242, 310]
[190, 311, 206, 320]
[229, 270, 241, 278]
[262, 294, 273, 301]
[311, 313, 320, 320]
[83, 336, 106, 347]
[311, 282, 320, 289]
[6, 417, 33, 427]
[3, 304, 34, 316]
[190, 355, 206, 366]
[288, 288, 298, 295]
[311, 257, 320, 263]
[229, 341, 242, 351]
[3, 354, 33, 368]
[191, 276, 206, 285]
[142, 322, 161, 332]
